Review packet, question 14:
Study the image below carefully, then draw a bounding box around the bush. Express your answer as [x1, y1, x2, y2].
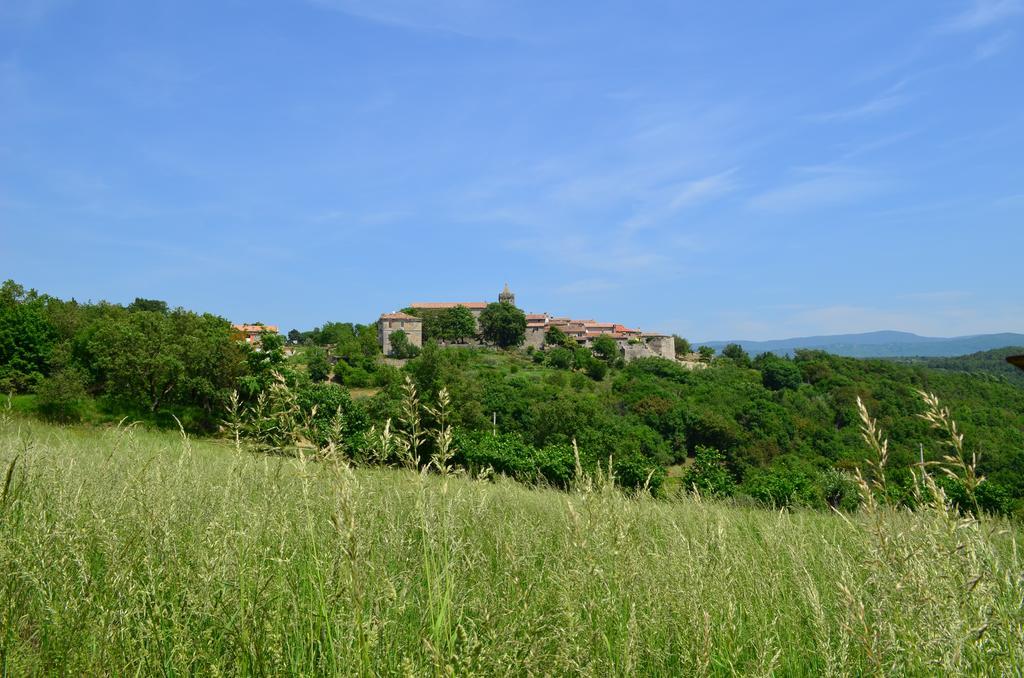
[454, 431, 577, 487]
[757, 355, 802, 391]
[295, 383, 368, 450]
[585, 359, 607, 381]
[35, 367, 89, 423]
[820, 468, 860, 511]
[547, 347, 573, 370]
[681, 447, 735, 497]
[740, 466, 819, 508]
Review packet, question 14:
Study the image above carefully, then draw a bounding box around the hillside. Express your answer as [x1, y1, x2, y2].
[1, 418, 1021, 675]
[360, 344, 1024, 515]
[889, 346, 1024, 389]
[700, 331, 1024, 358]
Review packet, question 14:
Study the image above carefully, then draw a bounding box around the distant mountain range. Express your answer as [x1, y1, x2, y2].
[699, 331, 1024, 358]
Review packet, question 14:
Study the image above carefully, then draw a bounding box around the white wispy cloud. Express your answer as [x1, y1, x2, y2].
[936, 0, 1023, 34]
[806, 93, 910, 123]
[975, 30, 1015, 59]
[668, 169, 739, 210]
[748, 168, 885, 214]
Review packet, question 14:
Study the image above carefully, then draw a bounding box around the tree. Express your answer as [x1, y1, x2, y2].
[86, 309, 247, 415]
[0, 280, 58, 392]
[591, 335, 618, 363]
[681, 447, 736, 497]
[127, 298, 168, 314]
[287, 329, 302, 344]
[545, 325, 569, 347]
[36, 366, 89, 422]
[698, 345, 716, 363]
[547, 347, 573, 370]
[673, 335, 692, 357]
[721, 343, 751, 368]
[585, 358, 608, 381]
[307, 347, 330, 382]
[441, 305, 477, 343]
[87, 311, 183, 413]
[479, 302, 526, 349]
[757, 354, 802, 391]
[388, 330, 419, 359]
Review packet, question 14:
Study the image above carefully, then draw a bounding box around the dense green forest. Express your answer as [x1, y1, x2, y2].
[889, 346, 1024, 388]
[3, 279, 1022, 516]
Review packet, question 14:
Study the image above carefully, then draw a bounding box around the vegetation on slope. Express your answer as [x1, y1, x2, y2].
[3, 278, 1023, 516]
[890, 346, 1024, 389]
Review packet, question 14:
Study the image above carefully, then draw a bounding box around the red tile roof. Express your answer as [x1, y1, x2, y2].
[233, 324, 279, 333]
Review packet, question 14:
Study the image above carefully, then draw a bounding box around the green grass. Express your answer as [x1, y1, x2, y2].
[1, 417, 1022, 675]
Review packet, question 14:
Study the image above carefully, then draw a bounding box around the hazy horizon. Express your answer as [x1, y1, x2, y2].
[2, 1, 1022, 340]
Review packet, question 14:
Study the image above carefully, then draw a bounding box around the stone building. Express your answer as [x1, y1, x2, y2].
[377, 312, 422, 356]
[379, 284, 677, 362]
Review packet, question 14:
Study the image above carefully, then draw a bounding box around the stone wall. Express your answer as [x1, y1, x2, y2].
[619, 335, 675, 362]
[378, 317, 423, 356]
[524, 327, 546, 350]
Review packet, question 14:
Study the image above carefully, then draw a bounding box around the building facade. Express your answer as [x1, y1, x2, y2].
[377, 312, 423, 356]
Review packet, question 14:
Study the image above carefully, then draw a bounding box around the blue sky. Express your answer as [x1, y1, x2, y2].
[1, 0, 1021, 340]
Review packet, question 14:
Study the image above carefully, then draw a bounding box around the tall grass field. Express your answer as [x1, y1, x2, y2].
[1, 415, 1022, 675]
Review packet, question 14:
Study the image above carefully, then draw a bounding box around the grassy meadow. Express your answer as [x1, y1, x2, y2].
[1, 416, 1022, 676]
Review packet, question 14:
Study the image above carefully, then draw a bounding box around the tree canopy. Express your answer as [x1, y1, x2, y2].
[479, 302, 526, 349]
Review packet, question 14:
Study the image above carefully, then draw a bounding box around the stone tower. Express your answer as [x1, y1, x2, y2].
[498, 282, 515, 306]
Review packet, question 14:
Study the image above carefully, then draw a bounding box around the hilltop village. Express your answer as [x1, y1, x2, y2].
[378, 284, 676, 361]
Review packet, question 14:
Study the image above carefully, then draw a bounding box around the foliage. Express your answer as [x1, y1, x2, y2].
[544, 325, 569, 348]
[306, 347, 331, 383]
[697, 345, 715, 362]
[86, 310, 246, 415]
[756, 353, 803, 390]
[584, 358, 607, 381]
[479, 302, 526, 349]
[721, 343, 751, 368]
[590, 335, 618, 363]
[673, 334, 692, 357]
[545, 347, 573, 370]
[0, 281, 57, 392]
[126, 298, 168, 313]
[680, 446, 735, 497]
[388, 330, 419, 359]
[35, 367, 89, 422]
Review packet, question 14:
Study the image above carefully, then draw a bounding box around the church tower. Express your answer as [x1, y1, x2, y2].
[498, 282, 515, 306]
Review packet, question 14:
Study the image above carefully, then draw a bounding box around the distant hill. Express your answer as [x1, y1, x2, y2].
[699, 331, 1024, 358]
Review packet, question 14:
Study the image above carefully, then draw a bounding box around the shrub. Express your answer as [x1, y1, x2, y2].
[757, 355, 802, 391]
[680, 446, 735, 497]
[741, 467, 819, 508]
[585, 360, 607, 381]
[820, 468, 860, 511]
[454, 431, 577, 487]
[547, 347, 573, 370]
[295, 383, 368, 450]
[35, 367, 89, 423]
